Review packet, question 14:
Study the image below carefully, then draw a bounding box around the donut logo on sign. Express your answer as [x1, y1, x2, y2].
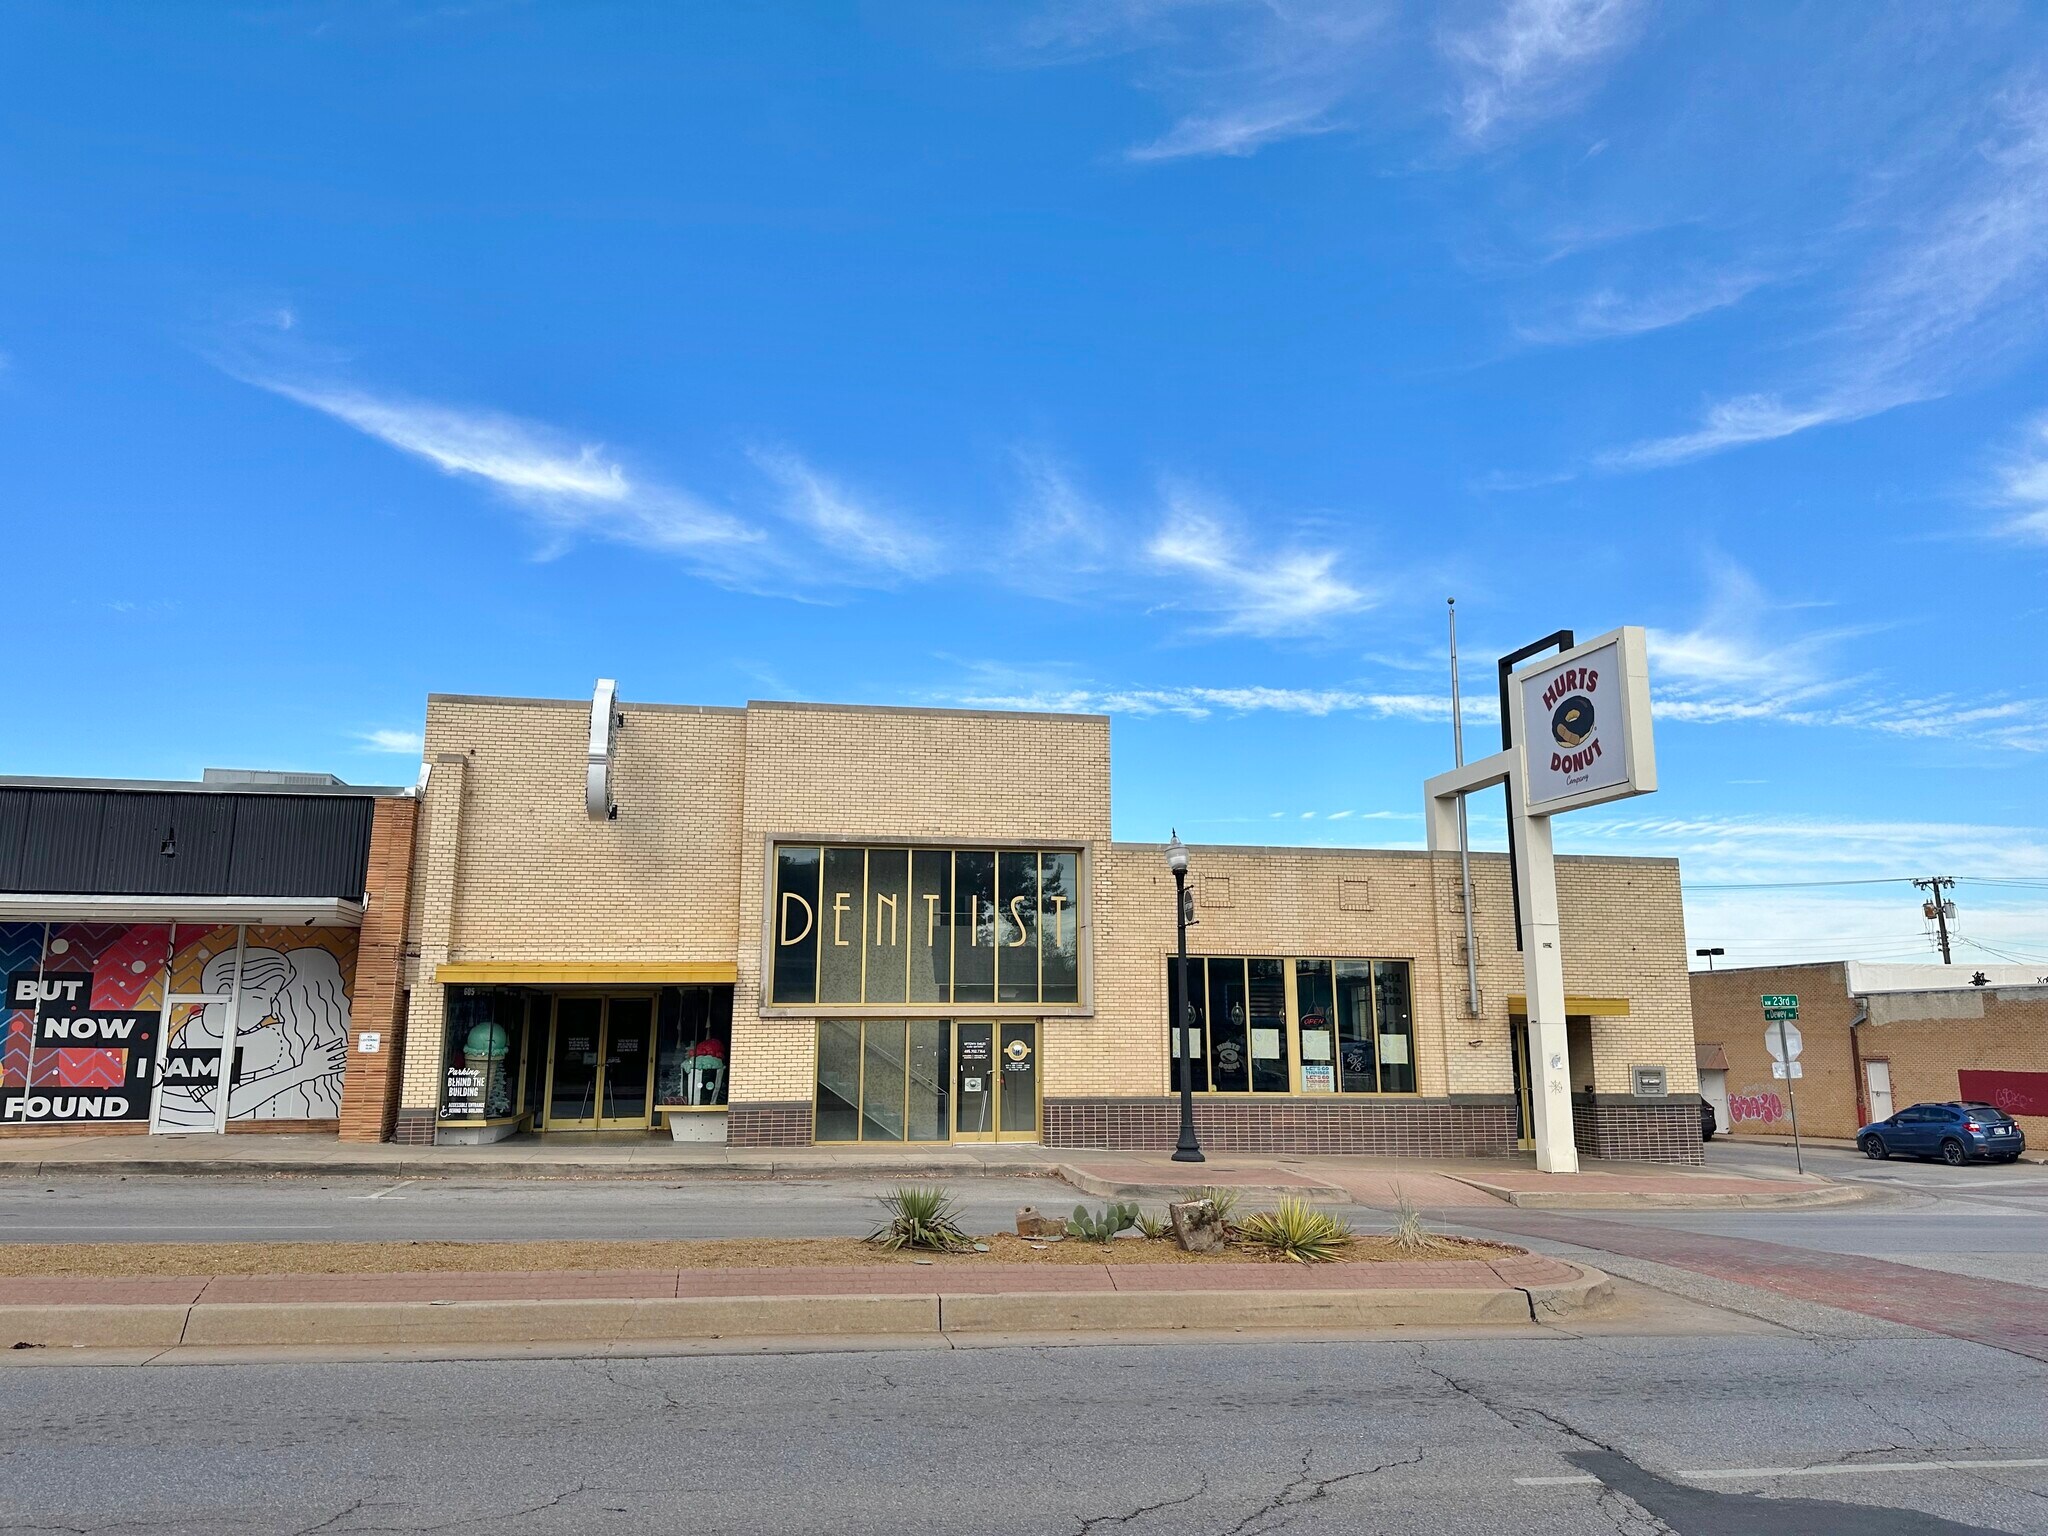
[1551, 695, 1594, 749]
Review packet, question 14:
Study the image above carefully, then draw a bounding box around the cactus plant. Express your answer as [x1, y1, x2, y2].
[1065, 1200, 1141, 1243]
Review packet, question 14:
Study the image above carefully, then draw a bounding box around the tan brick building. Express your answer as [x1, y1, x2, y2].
[1692, 962, 2048, 1151]
[389, 688, 1703, 1161]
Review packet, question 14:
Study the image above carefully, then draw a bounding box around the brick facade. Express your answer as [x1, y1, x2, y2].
[1572, 1098, 1704, 1163]
[727, 1101, 814, 1147]
[1693, 964, 2048, 1150]
[338, 796, 419, 1144]
[1692, 963, 1860, 1139]
[389, 690, 1699, 1160]
[1045, 1096, 1519, 1155]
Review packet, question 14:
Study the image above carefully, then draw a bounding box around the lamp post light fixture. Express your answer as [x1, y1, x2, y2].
[1166, 831, 1204, 1163]
[1694, 946, 1725, 972]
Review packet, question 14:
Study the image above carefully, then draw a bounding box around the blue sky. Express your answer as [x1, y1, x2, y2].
[3, 1, 2045, 969]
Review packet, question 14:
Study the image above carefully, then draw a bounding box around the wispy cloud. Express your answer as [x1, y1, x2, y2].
[750, 448, 940, 578]
[1443, 0, 1647, 144]
[1513, 269, 1767, 346]
[1602, 88, 2048, 469]
[1009, 450, 1115, 578]
[1146, 483, 1368, 636]
[1993, 410, 2048, 544]
[353, 728, 423, 754]
[952, 683, 1474, 722]
[1549, 810, 2048, 967]
[1599, 391, 1913, 471]
[1020, 1, 1386, 163]
[1128, 100, 1345, 163]
[249, 377, 760, 555]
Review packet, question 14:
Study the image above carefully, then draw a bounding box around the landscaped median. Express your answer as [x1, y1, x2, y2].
[0, 1235, 1615, 1351]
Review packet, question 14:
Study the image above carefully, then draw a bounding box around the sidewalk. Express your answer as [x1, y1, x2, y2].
[0, 1133, 1861, 1209]
[0, 1252, 1611, 1352]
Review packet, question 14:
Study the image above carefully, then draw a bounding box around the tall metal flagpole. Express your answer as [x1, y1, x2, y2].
[1450, 600, 1480, 1017]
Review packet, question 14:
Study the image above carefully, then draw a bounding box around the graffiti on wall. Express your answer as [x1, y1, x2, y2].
[1, 921, 354, 1129]
[1728, 1087, 1787, 1124]
[1957, 1070, 2048, 1120]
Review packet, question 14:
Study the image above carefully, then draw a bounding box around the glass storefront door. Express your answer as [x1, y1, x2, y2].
[150, 994, 234, 1134]
[599, 998, 653, 1129]
[816, 1020, 1039, 1142]
[954, 1021, 1037, 1142]
[544, 996, 656, 1132]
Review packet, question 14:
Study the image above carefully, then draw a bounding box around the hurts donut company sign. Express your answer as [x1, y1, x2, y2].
[1515, 629, 1656, 815]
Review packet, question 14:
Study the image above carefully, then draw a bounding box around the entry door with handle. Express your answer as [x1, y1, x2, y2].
[150, 992, 235, 1134]
[953, 1022, 1038, 1142]
[544, 996, 656, 1130]
[1865, 1060, 1893, 1123]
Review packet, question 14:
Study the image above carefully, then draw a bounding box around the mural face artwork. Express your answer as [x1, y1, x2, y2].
[2, 921, 354, 1130]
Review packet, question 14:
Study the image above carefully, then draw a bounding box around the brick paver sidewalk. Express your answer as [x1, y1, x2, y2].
[1463, 1211, 2048, 1363]
[0, 1254, 1578, 1309]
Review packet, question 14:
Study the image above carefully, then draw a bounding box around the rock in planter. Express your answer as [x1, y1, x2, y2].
[1169, 1198, 1225, 1253]
[1016, 1206, 1066, 1238]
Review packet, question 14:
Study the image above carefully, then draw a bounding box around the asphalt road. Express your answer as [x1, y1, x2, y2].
[4, 1333, 2044, 1534]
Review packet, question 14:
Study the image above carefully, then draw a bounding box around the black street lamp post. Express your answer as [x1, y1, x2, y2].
[1168, 831, 1204, 1163]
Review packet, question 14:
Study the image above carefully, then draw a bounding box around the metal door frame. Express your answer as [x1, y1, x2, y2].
[149, 991, 237, 1134]
[539, 993, 656, 1132]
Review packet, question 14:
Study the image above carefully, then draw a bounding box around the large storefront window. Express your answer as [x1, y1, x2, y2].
[773, 845, 1081, 1008]
[3, 919, 359, 1133]
[1167, 956, 1417, 1095]
[815, 1019, 1038, 1142]
[441, 987, 527, 1121]
[655, 985, 732, 1109]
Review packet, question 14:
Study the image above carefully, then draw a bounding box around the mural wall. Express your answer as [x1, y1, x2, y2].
[1, 921, 356, 1130]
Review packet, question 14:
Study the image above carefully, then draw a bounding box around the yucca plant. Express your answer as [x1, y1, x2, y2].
[1134, 1210, 1172, 1240]
[1237, 1197, 1354, 1264]
[867, 1185, 973, 1252]
[1066, 1200, 1141, 1243]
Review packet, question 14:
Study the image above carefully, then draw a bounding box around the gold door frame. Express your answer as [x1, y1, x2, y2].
[539, 993, 658, 1133]
[1509, 1018, 1534, 1150]
[951, 1020, 1040, 1143]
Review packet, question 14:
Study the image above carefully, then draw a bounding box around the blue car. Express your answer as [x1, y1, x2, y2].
[1858, 1101, 2028, 1165]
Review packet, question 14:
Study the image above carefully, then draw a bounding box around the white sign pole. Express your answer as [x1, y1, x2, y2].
[1510, 788, 1579, 1173]
[1425, 625, 1657, 1177]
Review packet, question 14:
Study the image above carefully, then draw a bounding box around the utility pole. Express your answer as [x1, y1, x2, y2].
[1449, 599, 1480, 1018]
[1912, 876, 1955, 964]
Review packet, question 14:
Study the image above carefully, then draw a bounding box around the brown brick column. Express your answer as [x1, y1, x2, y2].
[339, 795, 420, 1143]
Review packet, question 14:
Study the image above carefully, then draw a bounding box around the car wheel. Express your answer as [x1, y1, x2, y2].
[1861, 1134, 1888, 1160]
[1940, 1138, 1968, 1166]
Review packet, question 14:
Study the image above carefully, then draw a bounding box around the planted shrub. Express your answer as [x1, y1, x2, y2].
[1390, 1184, 1435, 1253]
[1237, 1198, 1355, 1265]
[1135, 1210, 1172, 1240]
[868, 1185, 973, 1252]
[1066, 1201, 1141, 1243]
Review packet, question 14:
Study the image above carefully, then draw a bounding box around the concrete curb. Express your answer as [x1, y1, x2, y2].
[0, 1267, 1615, 1350]
[0, 1158, 1071, 1184]
[1441, 1176, 1869, 1210]
[1053, 1165, 1347, 1206]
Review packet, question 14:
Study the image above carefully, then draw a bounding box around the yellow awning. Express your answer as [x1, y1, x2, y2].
[1507, 994, 1632, 1016]
[434, 961, 739, 985]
